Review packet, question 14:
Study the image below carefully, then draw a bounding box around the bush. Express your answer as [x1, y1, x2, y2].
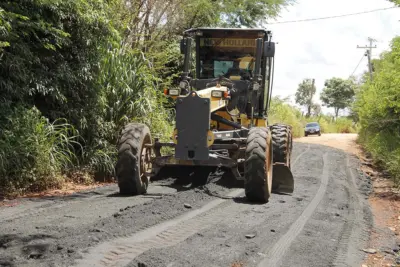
[358, 129, 400, 184]
[353, 36, 400, 185]
[0, 107, 78, 196]
[313, 116, 331, 133]
[334, 117, 356, 133]
[0, 0, 122, 192]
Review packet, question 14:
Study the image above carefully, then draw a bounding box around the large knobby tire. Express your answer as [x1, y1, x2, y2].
[270, 124, 293, 166]
[244, 127, 273, 203]
[115, 123, 152, 195]
[270, 123, 293, 192]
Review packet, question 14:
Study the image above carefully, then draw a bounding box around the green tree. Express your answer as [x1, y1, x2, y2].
[116, 0, 294, 86]
[320, 77, 355, 118]
[389, 0, 400, 5]
[119, 0, 294, 49]
[220, 0, 294, 27]
[0, 0, 121, 193]
[0, 1, 119, 122]
[295, 78, 316, 117]
[312, 103, 322, 116]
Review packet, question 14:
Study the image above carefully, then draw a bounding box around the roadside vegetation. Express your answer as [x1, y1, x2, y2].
[353, 36, 400, 185]
[0, 0, 293, 197]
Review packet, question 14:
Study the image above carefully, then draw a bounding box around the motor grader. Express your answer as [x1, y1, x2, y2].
[115, 28, 294, 203]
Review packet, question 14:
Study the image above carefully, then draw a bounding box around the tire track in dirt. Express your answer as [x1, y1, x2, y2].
[291, 143, 310, 167]
[97, 201, 250, 267]
[74, 145, 312, 267]
[331, 155, 369, 267]
[73, 189, 244, 267]
[257, 152, 330, 267]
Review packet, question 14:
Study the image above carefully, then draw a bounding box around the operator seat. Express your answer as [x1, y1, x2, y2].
[225, 61, 242, 80]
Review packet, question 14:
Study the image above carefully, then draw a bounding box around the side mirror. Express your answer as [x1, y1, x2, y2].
[180, 39, 186, 54]
[264, 41, 275, 57]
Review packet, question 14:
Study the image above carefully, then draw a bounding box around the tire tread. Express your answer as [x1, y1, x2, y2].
[116, 123, 150, 195]
[244, 127, 272, 203]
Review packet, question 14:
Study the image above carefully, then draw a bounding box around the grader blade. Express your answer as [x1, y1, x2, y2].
[272, 164, 294, 194]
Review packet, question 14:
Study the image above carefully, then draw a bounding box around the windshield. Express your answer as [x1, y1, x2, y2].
[198, 37, 256, 79]
[306, 123, 319, 127]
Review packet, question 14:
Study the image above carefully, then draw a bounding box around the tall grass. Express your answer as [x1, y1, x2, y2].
[0, 48, 175, 196]
[80, 48, 173, 179]
[0, 107, 78, 196]
[358, 129, 400, 184]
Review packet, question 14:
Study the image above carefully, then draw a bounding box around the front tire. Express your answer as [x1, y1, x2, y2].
[115, 123, 152, 195]
[244, 127, 273, 203]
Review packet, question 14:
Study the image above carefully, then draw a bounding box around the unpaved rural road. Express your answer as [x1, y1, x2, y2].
[0, 134, 374, 267]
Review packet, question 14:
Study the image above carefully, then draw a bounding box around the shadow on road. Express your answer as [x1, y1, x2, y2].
[232, 196, 265, 205]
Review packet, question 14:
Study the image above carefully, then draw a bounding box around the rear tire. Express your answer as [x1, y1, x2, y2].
[270, 124, 293, 191]
[116, 123, 152, 195]
[271, 124, 293, 165]
[244, 127, 273, 203]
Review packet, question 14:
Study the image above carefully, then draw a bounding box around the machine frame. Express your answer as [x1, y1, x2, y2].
[115, 27, 294, 203]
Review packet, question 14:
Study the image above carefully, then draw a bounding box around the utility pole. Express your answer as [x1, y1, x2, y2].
[357, 37, 377, 81]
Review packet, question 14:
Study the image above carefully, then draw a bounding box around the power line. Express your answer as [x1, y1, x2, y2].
[350, 53, 365, 78]
[267, 6, 398, 24]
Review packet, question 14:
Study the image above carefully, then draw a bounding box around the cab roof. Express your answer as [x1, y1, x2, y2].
[183, 27, 271, 37]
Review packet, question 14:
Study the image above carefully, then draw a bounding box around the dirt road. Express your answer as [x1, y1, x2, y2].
[0, 134, 374, 267]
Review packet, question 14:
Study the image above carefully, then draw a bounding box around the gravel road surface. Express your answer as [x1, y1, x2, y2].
[0, 137, 373, 267]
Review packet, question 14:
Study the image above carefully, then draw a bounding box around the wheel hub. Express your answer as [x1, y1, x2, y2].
[140, 147, 152, 181]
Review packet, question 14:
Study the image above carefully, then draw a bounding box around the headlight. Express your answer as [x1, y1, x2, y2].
[211, 90, 223, 98]
[169, 89, 180, 96]
[253, 83, 260, 91]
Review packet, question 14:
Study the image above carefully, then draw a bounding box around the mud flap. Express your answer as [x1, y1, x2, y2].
[272, 164, 294, 194]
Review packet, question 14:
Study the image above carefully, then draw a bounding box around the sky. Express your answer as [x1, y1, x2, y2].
[266, 0, 400, 115]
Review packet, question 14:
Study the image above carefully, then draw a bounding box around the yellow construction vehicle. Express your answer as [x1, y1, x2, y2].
[115, 28, 294, 203]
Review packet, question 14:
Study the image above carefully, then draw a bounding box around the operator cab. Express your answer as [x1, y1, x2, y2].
[197, 37, 257, 81]
[181, 28, 274, 84]
[179, 28, 276, 118]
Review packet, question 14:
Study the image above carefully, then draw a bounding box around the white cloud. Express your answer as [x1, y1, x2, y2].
[266, 0, 400, 114]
